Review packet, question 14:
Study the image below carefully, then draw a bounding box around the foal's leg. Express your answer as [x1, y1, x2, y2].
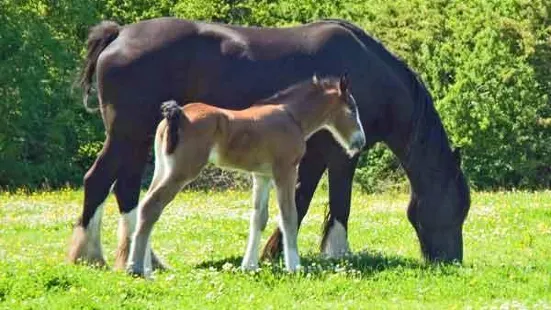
[126, 169, 190, 277]
[127, 144, 210, 277]
[241, 174, 272, 271]
[68, 136, 121, 266]
[261, 132, 328, 260]
[273, 166, 301, 272]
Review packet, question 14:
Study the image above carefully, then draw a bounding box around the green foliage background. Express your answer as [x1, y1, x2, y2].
[0, 0, 549, 191]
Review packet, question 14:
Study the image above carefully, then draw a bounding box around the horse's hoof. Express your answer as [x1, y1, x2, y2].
[70, 255, 108, 269]
[240, 263, 259, 272]
[151, 252, 170, 271]
[127, 270, 145, 278]
[68, 225, 107, 268]
[285, 264, 303, 273]
[125, 265, 145, 278]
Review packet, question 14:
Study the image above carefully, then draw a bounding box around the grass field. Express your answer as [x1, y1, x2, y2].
[1, 188, 550, 309]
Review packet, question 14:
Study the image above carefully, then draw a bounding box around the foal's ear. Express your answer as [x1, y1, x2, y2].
[339, 73, 350, 94]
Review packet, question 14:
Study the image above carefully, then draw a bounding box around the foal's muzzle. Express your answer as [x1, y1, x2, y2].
[348, 131, 366, 155]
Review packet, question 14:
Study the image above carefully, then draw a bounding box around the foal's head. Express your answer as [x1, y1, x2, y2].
[313, 74, 366, 157]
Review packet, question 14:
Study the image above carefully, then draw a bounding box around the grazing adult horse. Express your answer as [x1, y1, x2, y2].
[127, 75, 365, 276]
[69, 17, 470, 270]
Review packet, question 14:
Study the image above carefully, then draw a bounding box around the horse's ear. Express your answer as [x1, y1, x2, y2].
[339, 73, 349, 93]
[452, 147, 462, 166]
[312, 73, 319, 85]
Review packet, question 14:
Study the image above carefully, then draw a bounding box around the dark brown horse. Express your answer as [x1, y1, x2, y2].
[68, 17, 470, 270]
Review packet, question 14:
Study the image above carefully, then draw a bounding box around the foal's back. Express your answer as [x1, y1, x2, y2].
[164, 102, 305, 175]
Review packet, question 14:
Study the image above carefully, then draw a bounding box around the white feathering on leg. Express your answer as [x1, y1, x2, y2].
[322, 220, 350, 258]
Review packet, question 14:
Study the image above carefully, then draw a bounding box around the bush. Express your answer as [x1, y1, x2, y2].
[353, 0, 551, 191]
[0, 0, 103, 189]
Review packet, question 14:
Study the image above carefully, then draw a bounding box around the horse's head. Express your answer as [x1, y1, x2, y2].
[316, 74, 366, 157]
[406, 143, 471, 264]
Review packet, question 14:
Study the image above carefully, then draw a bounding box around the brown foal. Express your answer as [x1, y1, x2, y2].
[126, 75, 365, 277]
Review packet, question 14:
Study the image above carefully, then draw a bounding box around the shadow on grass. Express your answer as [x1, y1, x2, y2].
[195, 250, 432, 277]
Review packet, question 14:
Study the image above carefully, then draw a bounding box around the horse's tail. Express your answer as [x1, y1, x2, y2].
[79, 21, 120, 113]
[161, 100, 183, 155]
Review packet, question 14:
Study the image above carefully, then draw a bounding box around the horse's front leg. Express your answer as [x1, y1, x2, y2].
[273, 165, 301, 272]
[321, 150, 360, 258]
[241, 174, 272, 271]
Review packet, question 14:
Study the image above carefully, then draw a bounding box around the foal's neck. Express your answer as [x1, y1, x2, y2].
[282, 94, 330, 139]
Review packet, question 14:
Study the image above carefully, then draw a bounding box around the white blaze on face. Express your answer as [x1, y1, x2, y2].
[324, 93, 365, 157]
[349, 95, 366, 152]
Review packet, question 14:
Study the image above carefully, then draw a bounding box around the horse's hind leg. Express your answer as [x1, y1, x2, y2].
[68, 136, 121, 266]
[113, 138, 166, 271]
[241, 174, 272, 270]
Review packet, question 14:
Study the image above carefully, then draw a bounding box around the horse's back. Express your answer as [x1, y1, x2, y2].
[95, 17, 408, 143]
[97, 17, 366, 101]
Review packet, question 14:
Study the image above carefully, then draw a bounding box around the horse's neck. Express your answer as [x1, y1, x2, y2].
[389, 106, 459, 196]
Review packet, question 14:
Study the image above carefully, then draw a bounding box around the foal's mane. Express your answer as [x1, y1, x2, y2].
[255, 76, 340, 106]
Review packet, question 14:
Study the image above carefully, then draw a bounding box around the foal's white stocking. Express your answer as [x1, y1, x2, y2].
[125, 136, 167, 274]
[241, 174, 271, 270]
[275, 182, 301, 272]
[127, 194, 155, 277]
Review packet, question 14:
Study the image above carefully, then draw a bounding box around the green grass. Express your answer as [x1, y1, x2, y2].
[1, 189, 550, 309]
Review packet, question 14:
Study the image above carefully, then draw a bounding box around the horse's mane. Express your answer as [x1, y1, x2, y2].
[319, 19, 449, 165]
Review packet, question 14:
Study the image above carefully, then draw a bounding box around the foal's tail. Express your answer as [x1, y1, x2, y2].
[79, 21, 120, 113]
[161, 100, 183, 154]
